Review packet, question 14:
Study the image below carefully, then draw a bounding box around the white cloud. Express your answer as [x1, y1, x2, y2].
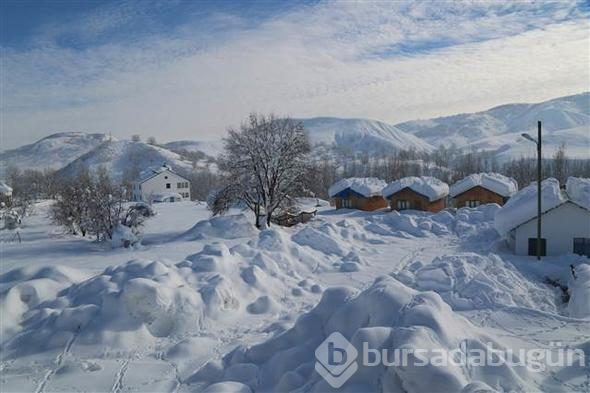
[1, 1, 588, 148]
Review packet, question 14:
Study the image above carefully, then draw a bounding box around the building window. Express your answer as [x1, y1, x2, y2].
[397, 200, 410, 210]
[528, 238, 547, 256]
[177, 182, 188, 189]
[573, 238, 590, 257]
[166, 183, 171, 189]
[466, 200, 480, 208]
[341, 199, 352, 208]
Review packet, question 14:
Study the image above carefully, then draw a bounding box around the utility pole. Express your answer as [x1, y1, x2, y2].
[521, 121, 543, 260]
[536, 121, 542, 261]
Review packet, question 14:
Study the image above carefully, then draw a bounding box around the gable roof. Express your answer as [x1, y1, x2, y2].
[509, 200, 590, 232]
[0, 181, 13, 195]
[383, 176, 449, 202]
[137, 164, 189, 184]
[328, 177, 387, 198]
[494, 177, 590, 234]
[450, 173, 517, 198]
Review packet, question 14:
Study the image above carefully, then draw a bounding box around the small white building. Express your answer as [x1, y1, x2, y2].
[132, 164, 191, 203]
[0, 181, 13, 206]
[495, 177, 590, 257]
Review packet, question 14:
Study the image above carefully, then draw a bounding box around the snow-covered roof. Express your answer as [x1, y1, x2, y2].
[137, 164, 187, 183]
[450, 173, 518, 198]
[0, 181, 13, 195]
[494, 178, 566, 234]
[328, 177, 387, 198]
[382, 176, 449, 202]
[495, 177, 590, 234]
[566, 177, 590, 210]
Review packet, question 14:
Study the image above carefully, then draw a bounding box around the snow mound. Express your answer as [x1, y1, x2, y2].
[454, 204, 501, 245]
[181, 214, 257, 240]
[1, 260, 208, 358]
[328, 177, 387, 198]
[0, 265, 89, 340]
[450, 173, 518, 198]
[193, 276, 532, 392]
[394, 253, 558, 312]
[566, 177, 590, 210]
[292, 226, 350, 256]
[383, 176, 449, 201]
[568, 263, 590, 319]
[494, 178, 565, 235]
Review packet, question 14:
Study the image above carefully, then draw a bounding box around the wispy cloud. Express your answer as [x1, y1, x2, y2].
[1, 0, 588, 148]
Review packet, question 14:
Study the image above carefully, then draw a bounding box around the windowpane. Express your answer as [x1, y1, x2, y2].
[573, 238, 590, 257]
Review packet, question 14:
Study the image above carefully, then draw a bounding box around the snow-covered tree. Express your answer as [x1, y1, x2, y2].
[211, 113, 311, 228]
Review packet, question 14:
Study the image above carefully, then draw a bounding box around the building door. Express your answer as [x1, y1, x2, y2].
[573, 238, 590, 257]
[528, 238, 546, 256]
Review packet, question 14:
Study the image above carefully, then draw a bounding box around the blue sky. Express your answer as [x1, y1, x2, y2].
[1, 0, 589, 148]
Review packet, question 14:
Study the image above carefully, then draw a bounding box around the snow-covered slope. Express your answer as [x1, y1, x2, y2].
[163, 140, 224, 158]
[57, 140, 193, 181]
[0, 132, 109, 176]
[469, 126, 590, 162]
[397, 92, 590, 148]
[302, 117, 434, 154]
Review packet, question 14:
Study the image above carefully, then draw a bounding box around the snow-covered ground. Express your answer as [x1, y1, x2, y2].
[1, 200, 588, 392]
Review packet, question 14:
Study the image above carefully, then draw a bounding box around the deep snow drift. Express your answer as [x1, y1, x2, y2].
[1, 201, 588, 392]
[192, 276, 551, 393]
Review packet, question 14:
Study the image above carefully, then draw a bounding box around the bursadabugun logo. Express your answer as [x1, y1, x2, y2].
[314, 332, 358, 388]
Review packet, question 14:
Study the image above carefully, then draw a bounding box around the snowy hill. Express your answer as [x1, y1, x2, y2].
[57, 140, 194, 181]
[396, 92, 590, 155]
[4, 93, 589, 178]
[301, 117, 435, 154]
[162, 140, 224, 158]
[0, 132, 109, 176]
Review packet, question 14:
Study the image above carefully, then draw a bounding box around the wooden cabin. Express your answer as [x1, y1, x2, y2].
[450, 173, 518, 208]
[383, 176, 449, 213]
[328, 177, 388, 211]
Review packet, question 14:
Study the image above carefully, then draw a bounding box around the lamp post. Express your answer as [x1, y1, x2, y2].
[521, 121, 542, 260]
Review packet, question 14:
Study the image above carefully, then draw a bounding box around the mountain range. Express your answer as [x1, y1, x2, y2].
[1, 92, 588, 180]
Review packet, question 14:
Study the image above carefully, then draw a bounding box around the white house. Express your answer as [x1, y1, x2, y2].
[132, 164, 191, 203]
[495, 177, 590, 257]
[0, 181, 13, 206]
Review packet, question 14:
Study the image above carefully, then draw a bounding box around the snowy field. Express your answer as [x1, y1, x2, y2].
[1, 201, 589, 392]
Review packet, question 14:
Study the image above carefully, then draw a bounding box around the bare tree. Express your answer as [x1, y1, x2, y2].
[211, 114, 311, 228]
[552, 143, 568, 183]
[147, 136, 157, 145]
[131, 134, 141, 142]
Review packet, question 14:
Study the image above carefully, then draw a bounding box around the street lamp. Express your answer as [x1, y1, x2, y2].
[521, 121, 542, 261]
